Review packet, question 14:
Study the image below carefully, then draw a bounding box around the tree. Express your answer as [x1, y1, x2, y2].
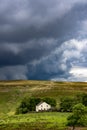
[16, 97, 41, 114]
[43, 97, 56, 107]
[67, 103, 87, 130]
[81, 93, 87, 106]
[60, 97, 76, 112]
[75, 93, 87, 106]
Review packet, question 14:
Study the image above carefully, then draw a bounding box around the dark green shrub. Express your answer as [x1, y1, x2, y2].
[16, 97, 41, 114]
[60, 96, 76, 112]
[43, 97, 56, 107]
[76, 93, 87, 106]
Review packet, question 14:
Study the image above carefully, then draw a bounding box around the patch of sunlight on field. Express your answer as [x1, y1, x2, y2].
[7, 111, 15, 116]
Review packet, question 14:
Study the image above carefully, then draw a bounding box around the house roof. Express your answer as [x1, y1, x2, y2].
[36, 101, 50, 107]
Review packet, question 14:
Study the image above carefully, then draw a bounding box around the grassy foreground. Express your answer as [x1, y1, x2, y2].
[0, 112, 69, 130]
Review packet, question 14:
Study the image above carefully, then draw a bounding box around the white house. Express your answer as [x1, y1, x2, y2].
[36, 101, 51, 112]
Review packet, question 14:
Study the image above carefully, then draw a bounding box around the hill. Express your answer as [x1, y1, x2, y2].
[0, 80, 87, 114]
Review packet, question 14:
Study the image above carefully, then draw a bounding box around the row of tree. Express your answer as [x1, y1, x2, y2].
[59, 93, 87, 112]
[16, 97, 56, 114]
[16, 93, 87, 114]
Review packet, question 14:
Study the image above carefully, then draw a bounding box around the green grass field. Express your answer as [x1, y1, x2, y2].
[0, 112, 69, 130]
[0, 80, 87, 130]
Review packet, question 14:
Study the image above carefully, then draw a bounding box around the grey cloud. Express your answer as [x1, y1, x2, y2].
[0, 2, 87, 67]
[0, 0, 87, 43]
[27, 39, 87, 81]
[0, 38, 58, 66]
[0, 65, 27, 80]
[0, 0, 87, 80]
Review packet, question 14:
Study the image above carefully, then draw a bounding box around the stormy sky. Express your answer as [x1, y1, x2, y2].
[0, 0, 87, 81]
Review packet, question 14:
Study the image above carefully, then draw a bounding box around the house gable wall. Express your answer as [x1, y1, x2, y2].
[36, 102, 51, 112]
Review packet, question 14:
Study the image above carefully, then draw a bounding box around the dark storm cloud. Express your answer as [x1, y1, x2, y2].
[0, 38, 58, 66]
[0, 3, 87, 66]
[0, 0, 87, 43]
[0, 0, 87, 80]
